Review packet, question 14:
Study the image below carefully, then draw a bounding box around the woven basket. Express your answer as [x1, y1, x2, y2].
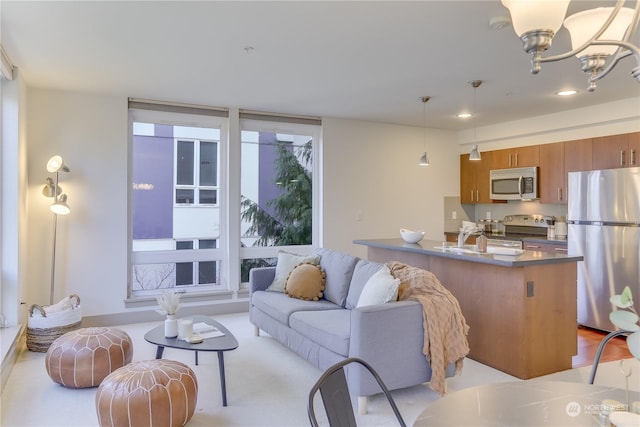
[27, 294, 82, 352]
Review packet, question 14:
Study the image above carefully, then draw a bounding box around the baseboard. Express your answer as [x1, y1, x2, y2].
[1, 324, 25, 393]
[80, 300, 250, 327]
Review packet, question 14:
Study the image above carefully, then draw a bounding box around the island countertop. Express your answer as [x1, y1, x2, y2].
[353, 238, 582, 267]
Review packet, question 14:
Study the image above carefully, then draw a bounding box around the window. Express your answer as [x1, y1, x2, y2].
[175, 140, 218, 205]
[129, 100, 227, 297]
[128, 100, 321, 300]
[239, 115, 321, 283]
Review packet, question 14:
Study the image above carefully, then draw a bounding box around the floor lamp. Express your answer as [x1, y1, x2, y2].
[42, 155, 71, 305]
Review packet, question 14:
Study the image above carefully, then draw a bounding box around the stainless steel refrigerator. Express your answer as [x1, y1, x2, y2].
[567, 167, 640, 332]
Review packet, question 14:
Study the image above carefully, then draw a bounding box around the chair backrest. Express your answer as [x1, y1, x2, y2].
[307, 357, 406, 427]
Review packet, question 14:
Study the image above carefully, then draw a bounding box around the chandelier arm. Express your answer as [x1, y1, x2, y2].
[589, 40, 640, 83]
[539, 0, 625, 64]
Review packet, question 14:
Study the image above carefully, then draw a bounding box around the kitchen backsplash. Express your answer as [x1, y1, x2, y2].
[444, 197, 568, 232]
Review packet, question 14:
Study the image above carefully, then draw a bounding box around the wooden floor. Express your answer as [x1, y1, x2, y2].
[572, 326, 633, 368]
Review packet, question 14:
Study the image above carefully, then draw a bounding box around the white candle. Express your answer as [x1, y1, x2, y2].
[178, 319, 193, 339]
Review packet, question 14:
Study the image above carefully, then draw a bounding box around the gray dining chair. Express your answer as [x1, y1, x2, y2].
[307, 357, 406, 427]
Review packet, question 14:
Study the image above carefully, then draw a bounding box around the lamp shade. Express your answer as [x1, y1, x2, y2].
[564, 7, 634, 57]
[470, 145, 482, 161]
[50, 194, 70, 215]
[46, 155, 70, 173]
[42, 177, 63, 198]
[419, 152, 430, 166]
[502, 0, 570, 36]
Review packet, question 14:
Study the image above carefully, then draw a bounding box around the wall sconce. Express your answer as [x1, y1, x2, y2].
[43, 155, 71, 304]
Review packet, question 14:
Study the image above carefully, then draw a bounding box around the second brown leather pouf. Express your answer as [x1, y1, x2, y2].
[95, 359, 198, 427]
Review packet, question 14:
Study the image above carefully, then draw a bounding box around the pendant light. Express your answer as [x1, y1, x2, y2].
[418, 96, 430, 166]
[469, 81, 482, 161]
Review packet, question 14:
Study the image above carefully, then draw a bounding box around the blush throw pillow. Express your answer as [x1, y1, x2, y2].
[356, 266, 400, 307]
[267, 251, 321, 293]
[285, 263, 326, 301]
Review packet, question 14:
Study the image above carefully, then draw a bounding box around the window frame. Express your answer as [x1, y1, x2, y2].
[238, 117, 322, 286]
[128, 107, 228, 298]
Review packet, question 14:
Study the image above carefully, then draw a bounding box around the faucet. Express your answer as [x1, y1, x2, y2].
[458, 230, 471, 247]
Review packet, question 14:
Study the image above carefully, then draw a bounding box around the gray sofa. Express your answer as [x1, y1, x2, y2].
[249, 248, 455, 413]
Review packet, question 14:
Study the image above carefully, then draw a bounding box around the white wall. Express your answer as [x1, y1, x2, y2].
[321, 118, 460, 258]
[27, 89, 128, 317]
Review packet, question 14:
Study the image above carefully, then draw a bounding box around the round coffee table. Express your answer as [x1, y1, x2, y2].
[413, 380, 640, 426]
[144, 315, 238, 406]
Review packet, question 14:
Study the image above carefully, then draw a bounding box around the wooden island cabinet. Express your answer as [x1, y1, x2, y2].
[354, 238, 582, 379]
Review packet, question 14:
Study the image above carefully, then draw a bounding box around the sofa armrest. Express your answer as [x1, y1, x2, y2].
[249, 267, 276, 293]
[348, 300, 431, 395]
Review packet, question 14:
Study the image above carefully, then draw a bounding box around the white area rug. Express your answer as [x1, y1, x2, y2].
[1, 312, 638, 426]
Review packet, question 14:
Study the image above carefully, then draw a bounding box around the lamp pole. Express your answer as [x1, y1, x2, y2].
[50, 171, 60, 305]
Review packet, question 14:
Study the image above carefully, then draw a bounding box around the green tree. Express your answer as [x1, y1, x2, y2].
[240, 140, 313, 280]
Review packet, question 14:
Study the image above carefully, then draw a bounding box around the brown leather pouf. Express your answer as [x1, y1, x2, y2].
[45, 327, 133, 388]
[95, 359, 198, 427]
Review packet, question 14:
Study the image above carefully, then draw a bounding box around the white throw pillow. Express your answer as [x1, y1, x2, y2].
[356, 266, 400, 307]
[267, 251, 321, 293]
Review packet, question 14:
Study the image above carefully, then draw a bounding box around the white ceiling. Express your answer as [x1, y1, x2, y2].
[2, 0, 639, 130]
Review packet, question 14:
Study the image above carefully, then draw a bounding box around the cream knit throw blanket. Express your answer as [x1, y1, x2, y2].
[386, 261, 470, 396]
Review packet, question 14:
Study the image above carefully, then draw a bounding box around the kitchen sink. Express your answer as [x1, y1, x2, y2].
[437, 244, 482, 254]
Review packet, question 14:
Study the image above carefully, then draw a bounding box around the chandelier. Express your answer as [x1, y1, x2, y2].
[502, 0, 640, 91]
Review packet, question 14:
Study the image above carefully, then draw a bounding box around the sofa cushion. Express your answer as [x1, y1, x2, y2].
[345, 259, 385, 309]
[285, 263, 326, 301]
[251, 290, 340, 326]
[290, 310, 351, 357]
[267, 251, 321, 293]
[356, 266, 400, 307]
[314, 248, 359, 307]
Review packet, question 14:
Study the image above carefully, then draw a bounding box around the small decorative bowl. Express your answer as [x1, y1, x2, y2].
[400, 228, 425, 244]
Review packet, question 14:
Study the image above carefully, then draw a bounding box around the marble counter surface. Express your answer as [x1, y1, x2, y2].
[353, 238, 582, 267]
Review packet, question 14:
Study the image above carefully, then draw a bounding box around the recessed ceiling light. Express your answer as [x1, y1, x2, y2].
[457, 113, 473, 119]
[556, 90, 578, 96]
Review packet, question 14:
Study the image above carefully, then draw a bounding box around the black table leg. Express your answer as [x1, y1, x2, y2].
[155, 346, 165, 359]
[218, 351, 227, 406]
[195, 351, 199, 366]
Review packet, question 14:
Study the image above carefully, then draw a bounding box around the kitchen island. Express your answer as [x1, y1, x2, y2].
[353, 238, 583, 379]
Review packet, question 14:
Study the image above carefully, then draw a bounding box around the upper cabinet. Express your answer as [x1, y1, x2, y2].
[491, 145, 539, 169]
[539, 142, 565, 204]
[539, 138, 592, 204]
[460, 151, 493, 204]
[592, 132, 640, 169]
[459, 132, 636, 205]
[564, 138, 593, 174]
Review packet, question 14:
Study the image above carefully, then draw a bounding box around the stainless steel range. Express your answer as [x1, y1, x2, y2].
[486, 214, 549, 250]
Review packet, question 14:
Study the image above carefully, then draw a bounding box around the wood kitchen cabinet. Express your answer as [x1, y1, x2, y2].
[491, 145, 539, 169]
[460, 151, 492, 204]
[539, 142, 565, 204]
[564, 138, 593, 173]
[592, 132, 640, 169]
[539, 138, 592, 204]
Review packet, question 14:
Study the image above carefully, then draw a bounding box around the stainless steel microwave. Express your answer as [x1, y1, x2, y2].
[490, 167, 538, 200]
